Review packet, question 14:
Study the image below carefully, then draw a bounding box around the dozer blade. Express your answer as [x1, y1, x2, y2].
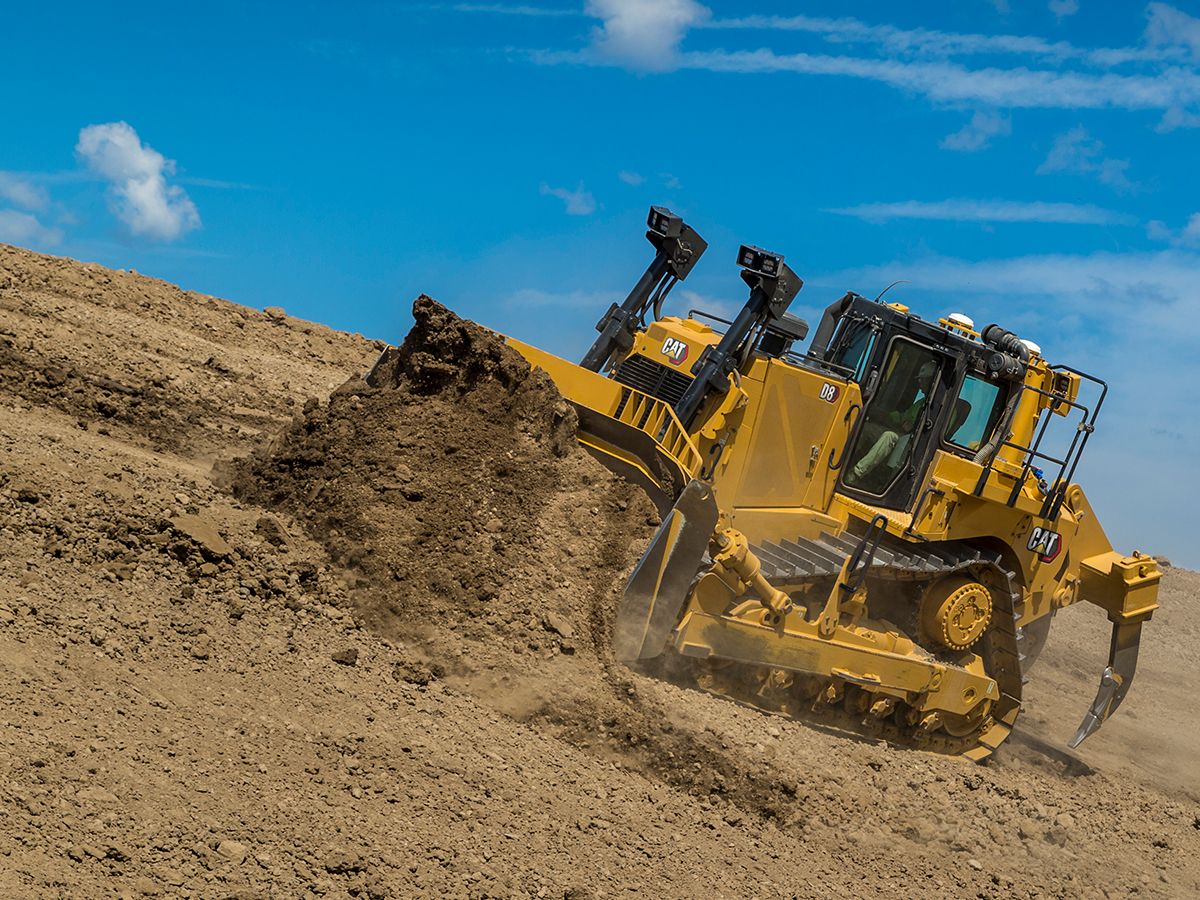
[1069, 620, 1143, 749]
[614, 480, 719, 663]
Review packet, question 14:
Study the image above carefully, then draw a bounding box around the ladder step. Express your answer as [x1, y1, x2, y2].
[755, 531, 1011, 587]
[754, 543, 798, 576]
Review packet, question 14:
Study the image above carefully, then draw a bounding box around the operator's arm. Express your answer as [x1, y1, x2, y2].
[887, 396, 926, 433]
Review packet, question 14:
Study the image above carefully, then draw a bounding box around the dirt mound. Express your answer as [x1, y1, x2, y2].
[233, 295, 655, 663]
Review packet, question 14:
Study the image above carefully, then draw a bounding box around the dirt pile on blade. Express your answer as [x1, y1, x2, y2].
[233, 295, 657, 662]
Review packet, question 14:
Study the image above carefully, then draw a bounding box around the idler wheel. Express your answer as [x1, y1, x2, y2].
[919, 575, 993, 651]
[941, 700, 994, 737]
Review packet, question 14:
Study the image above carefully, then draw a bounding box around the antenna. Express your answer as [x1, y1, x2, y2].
[874, 280, 909, 302]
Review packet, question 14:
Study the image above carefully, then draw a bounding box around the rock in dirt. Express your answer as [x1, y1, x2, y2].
[216, 839, 248, 864]
[331, 647, 359, 666]
[170, 514, 233, 559]
[255, 514, 292, 547]
[542, 612, 575, 641]
[392, 660, 444, 686]
[324, 849, 366, 875]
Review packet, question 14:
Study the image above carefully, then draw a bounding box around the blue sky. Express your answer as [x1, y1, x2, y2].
[4, 0, 1199, 565]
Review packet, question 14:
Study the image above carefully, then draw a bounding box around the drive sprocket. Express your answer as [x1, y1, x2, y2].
[919, 575, 993, 651]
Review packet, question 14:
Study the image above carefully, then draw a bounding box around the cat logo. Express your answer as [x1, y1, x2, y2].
[1027, 526, 1063, 563]
[819, 382, 840, 403]
[661, 337, 689, 365]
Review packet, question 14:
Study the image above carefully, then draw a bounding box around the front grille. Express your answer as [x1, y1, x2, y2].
[612, 353, 693, 406]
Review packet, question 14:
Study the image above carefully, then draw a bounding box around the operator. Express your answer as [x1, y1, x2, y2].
[850, 360, 938, 485]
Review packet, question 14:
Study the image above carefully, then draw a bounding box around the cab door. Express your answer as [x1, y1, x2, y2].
[837, 337, 950, 510]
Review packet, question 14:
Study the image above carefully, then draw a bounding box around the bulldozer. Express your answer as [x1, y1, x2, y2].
[430, 206, 1160, 760]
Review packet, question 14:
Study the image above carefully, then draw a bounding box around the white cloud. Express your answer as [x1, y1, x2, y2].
[1146, 219, 1171, 241]
[698, 12, 1171, 67]
[450, 1, 1179, 74]
[828, 198, 1134, 226]
[451, 3, 577, 14]
[539, 181, 597, 215]
[1157, 105, 1200, 130]
[0, 210, 62, 247]
[1145, 3, 1200, 60]
[524, 7, 1200, 127]
[1147, 211, 1200, 246]
[1049, 0, 1080, 19]
[618, 170, 644, 185]
[1182, 212, 1200, 244]
[940, 110, 1011, 151]
[828, 250, 1200, 329]
[585, 0, 710, 72]
[176, 176, 261, 190]
[666, 49, 1200, 119]
[0, 173, 49, 211]
[75, 122, 201, 241]
[1146, 219, 1173, 241]
[1037, 126, 1134, 191]
[527, 7, 1200, 125]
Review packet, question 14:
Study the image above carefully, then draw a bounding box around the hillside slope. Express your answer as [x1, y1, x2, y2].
[0, 243, 1196, 899]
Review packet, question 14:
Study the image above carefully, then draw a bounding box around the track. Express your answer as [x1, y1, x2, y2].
[684, 531, 1028, 760]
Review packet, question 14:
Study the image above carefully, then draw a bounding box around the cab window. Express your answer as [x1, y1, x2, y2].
[946, 375, 1005, 453]
[829, 322, 877, 383]
[842, 340, 941, 495]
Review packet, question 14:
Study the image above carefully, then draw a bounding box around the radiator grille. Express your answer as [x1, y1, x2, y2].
[612, 354, 693, 407]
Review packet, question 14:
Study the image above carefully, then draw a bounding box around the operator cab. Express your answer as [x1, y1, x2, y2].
[810, 295, 1024, 512]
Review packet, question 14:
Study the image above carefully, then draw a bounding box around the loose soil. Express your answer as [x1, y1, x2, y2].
[1, 242, 1198, 899]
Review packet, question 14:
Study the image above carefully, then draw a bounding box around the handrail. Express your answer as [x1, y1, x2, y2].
[828, 403, 863, 471]
[1046, 366, 1107, 520]
[844, 514, 890, 593]
[688, 308, 733, 328]
[972, 376, 1098, 521]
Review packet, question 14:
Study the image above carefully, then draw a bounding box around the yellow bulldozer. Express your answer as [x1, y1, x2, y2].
[430, 206, 1160, 760]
